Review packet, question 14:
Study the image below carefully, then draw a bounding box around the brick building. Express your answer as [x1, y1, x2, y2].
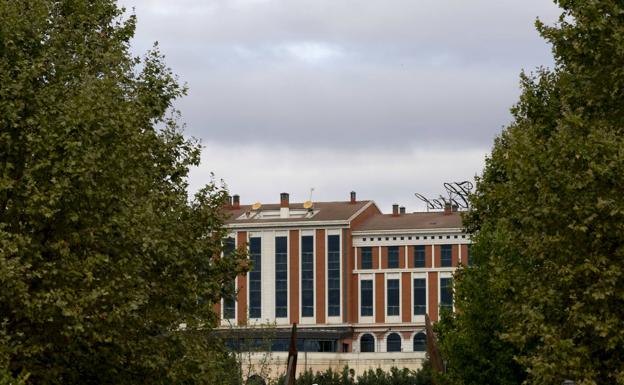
[216, 191, 470, 374]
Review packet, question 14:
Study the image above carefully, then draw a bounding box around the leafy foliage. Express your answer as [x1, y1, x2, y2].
[439, 1, 624, 385]
[272, 364, 432, 385]
[0, 0, 246, 383]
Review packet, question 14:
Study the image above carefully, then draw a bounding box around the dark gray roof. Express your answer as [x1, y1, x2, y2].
[354, 211, 463, 231]
[224, 200, 373, 225]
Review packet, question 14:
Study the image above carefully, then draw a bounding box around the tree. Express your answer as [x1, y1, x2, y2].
[435, 251, 525, 385]
[440, 1, 624, 384]
[0, 1, 246, 383]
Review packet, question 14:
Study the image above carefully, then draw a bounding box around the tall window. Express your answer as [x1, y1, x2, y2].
[388, 246, 399, 268]
[361, 247, 372, 269]
[301, 235, 314, 317]
[414, 245, 426, 268]
[327, 235, 340, 317]
[275, 236, 288, 318]
[386, 333, 402, 352]
[413, 332, 426, 352]
[360, 280, 373, 317]
[440, 277, 453, 312]
[440, 244, 452, 267]
[223, 237, 236, 319]
[249, 237, 262, 319]
[387, 279, 400, 316]
[413, 278, 426, 315]
[360, 334, 375, 352]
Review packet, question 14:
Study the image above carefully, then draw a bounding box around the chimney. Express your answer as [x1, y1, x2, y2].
[232, 195, 240, 209]
[392, 204, 399, 217]
[400, 206, 406, 215]
[452, 204, 459, 212]
[350, 191, 357, 204]
[280, 192, 290, 218]
[444, 202, 452, 215]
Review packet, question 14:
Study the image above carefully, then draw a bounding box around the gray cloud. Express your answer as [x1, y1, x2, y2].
[189, 141, 488, 213]
[121, 0, 560, 149]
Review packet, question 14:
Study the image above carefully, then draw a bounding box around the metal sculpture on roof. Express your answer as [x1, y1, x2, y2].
[414, 181, 473, 211]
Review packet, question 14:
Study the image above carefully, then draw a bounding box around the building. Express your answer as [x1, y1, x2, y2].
[216, 192, 470, 377]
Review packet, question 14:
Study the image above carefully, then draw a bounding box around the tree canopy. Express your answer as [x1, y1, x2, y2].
[1, 1, 245, 383]
[439, 1, 624, 384]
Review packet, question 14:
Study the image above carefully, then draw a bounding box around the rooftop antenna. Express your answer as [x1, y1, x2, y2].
[308, 187, 315, 202]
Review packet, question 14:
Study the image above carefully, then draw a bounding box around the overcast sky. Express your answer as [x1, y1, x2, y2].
[119, 0, 560, 212]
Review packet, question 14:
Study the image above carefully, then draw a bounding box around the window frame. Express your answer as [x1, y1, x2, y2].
[386, 332, 402, 352]
[360, 333, 375, 353]
[301, 235, 315, 319]
[361, 247, 373, 269]
[248, 236, 262, 319]
[387, 246, 399, 268]
[413, 332, 427, 352]
[360, 279, 374, 318]
[386, 278, 400, 316]
[414, 245, 426, 268]
[327, 234, 341, 317]
[275, 236, 288, 319]
[440, 244, 452, 267]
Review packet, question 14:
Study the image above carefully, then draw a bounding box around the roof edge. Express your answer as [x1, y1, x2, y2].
[352, 227, 466, 235]
[346, 200, 377, 223]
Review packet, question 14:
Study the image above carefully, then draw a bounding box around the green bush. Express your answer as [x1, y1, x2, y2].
[272, 363, 432, 385]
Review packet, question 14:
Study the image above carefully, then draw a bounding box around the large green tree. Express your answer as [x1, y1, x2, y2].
[0, 1, 245, 383]
[439, 1, 624, 385]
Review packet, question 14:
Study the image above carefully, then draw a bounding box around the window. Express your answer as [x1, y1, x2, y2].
[386, 333, 402, 352]
[413, 332, 426, 352]
[275, 236, 288, 318]
[327, 235, 340, 317]
[361, 247, 372, 269]
[223, 237, 236, 319]
[467, 244, 473, 266]
[413, 278, 426, 315]
[440, 244, 452, 267]
[360, 334, 375, 352]
[388, 246, 399, 268]
[387, 279, 400, 316]
[249, 237, 262, 319]
[360, 280, 373, 316]
[301, 235, 314, 317]
[414, 245, 425, 268]
[440, 277, 453, 312]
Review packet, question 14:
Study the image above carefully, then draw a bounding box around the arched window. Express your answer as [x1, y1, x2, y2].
[386, 333, 402, 352]
[360, 334, 375, 352]
[413, 332, 426, 352]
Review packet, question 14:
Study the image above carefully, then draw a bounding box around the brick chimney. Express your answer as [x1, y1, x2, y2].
[350, 191, 357, 204]
[444, 202, 452, 215]
[400, 206, 406, 215]
[280, 192, 290, 218]
[232, 195, 240, 209]
[392, 204, 399, 217]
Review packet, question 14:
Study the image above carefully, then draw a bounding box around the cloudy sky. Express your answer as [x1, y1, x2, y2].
[119, 0, 560, 212]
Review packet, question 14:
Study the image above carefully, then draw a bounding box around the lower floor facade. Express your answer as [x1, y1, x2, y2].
[238, 350, 427, 380]
[222, 325, 428, 381]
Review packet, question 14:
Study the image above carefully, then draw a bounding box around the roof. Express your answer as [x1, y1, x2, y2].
[354, 211, 463, 232]
[224, 200, 373, 226]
